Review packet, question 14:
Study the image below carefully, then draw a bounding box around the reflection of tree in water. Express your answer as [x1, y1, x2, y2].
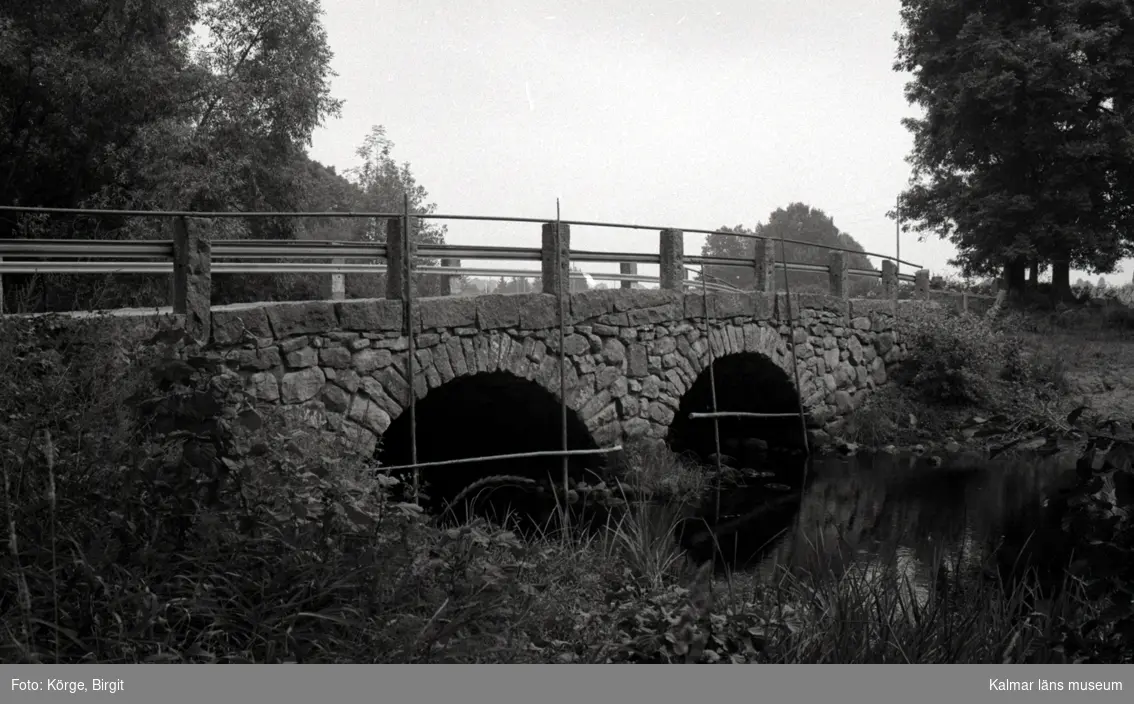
[759, 453, 1070, 584]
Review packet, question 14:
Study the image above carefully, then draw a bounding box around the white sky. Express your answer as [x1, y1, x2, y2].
[306, 0, 1133, 286]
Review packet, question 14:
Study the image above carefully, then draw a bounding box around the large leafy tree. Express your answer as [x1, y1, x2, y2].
[0, 2, 447, 310]
[895, 0, 1134, 298]
[700, 203, 878, 296]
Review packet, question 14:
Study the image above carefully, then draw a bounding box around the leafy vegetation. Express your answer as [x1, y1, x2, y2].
[0, 2, 447, 312]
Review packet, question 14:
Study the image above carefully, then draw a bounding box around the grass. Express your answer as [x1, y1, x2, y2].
[0, 304, 1130, 664]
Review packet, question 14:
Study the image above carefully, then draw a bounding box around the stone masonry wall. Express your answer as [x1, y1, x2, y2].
[202, 289, 912, 455]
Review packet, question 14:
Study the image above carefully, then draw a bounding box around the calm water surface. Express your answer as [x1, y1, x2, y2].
[681, 449, 1078, 587]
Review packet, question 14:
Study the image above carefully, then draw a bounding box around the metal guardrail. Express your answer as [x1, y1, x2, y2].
[0, 240, 918, 281]
[0, 204, 924, 268]
[0, 205, 929, 311]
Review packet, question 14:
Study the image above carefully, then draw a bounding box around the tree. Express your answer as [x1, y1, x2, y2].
[0, 0, 348, 310]
[895, 0, 1134, 300]
[342, 125, 448, 298]
[700, 203, 878, 296]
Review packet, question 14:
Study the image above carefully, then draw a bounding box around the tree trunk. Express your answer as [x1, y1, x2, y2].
[1005, 258, 1027, 298]
[1050, 260, 1071, 303]
[1028, 260, 1039, 289]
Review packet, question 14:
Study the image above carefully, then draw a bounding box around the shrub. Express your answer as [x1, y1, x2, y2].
[898, 308, 1005, 405]
[0, 318, 546, 663]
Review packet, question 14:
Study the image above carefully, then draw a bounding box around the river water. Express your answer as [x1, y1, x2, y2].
[679, 448, 1078, 587]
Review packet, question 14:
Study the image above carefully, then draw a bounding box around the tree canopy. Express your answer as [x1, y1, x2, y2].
[700, 203, 879, 296]
[0, 1, 446, 310]
[895, 0, 1134, 296]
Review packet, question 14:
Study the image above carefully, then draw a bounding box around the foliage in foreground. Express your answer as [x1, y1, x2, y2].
[0, 313, 1131, 663]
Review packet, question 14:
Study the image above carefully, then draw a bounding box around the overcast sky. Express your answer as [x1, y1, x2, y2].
[306, 0, 1132, 286]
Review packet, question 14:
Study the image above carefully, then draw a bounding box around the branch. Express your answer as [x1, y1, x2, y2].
[193, 18, 272, 140]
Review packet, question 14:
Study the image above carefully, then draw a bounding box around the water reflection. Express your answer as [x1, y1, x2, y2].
[684, 449, 1077, 589]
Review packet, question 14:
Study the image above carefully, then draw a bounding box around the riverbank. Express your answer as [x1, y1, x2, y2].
[831, 304, 1134, 456]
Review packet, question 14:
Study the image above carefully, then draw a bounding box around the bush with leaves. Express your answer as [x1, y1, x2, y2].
[898, 308, 1007, 405]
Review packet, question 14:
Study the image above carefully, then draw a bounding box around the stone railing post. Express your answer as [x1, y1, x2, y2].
[321, 241, 345, 301]
[386, 217, 417, 300]
[961, 290, 969, 313]
[172, 216, 211, 341]
[620, 262, 637, 290]
[541, 222, 570, 294]
[659, 229, 684, 291]
[440, 257, 461, 295]
[881, 259, 897, 298]
[915, 269, 930, 299]
[827, 250, 848, 298]
[752, 238, 775, 292]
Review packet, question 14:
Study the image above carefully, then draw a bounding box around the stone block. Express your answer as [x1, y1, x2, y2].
[518, 294, 558, 329]
[266, 301, 338, 338]
[569, 289, 616, 322]
[335, 299, 408, 332]
[212, 305, 272, 344]
[419, 297, 476, 329]
[280, 366, 325, 404]
[476, 294, 522, 329]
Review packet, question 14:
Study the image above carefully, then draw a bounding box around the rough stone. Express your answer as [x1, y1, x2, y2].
[321, 384, 350, 413]
[280, 367, 325, 403]
[212, 306, 271, 345]
[285, 346, 318, 369]
[266, 301, 338, 338]
[419, 297, 476, 329]
[353, 348, 394, 374]
[319, 346, 352, 369]
[246, 372, 279, 401]
[833, 390, 853, 414]
[602, 338, 626, 366]
[476, 295, 522, 329]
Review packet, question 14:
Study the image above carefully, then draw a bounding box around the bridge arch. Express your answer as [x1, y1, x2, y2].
[376, 368, 600, 515]
[666, 350, 806, 464]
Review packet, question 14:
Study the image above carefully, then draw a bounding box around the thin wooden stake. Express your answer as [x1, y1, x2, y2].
[404, 194, 419, 504]
[556, 199, 569, 532]
[700, 264, 725, 523]
[379, 446, 622, 473]
[895, 194, 901, 315]
[778, 225, 810, 461]
[689, 411, 803, 420]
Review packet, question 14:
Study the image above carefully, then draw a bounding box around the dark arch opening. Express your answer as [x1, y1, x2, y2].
[667, 353, 812, 569]
[668, 352, 807, 461]
[377, 372, 600, 523]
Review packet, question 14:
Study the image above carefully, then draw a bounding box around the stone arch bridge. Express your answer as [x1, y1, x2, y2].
[203, 288, 909, 462]
[1, 211, 993, 487]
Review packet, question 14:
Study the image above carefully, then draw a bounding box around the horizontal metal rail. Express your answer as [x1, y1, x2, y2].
[0, 244, 880, 281]
[0, 240, 175, 258]
[419, 244, 540, 260]
[0, 260, 740, 292]
[215, 242, 387, 258]
[0, 204, 922, 268]
[570, 249, 660, 265]
[377, 445, 623, 473]
[0, 205, 403, 219]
